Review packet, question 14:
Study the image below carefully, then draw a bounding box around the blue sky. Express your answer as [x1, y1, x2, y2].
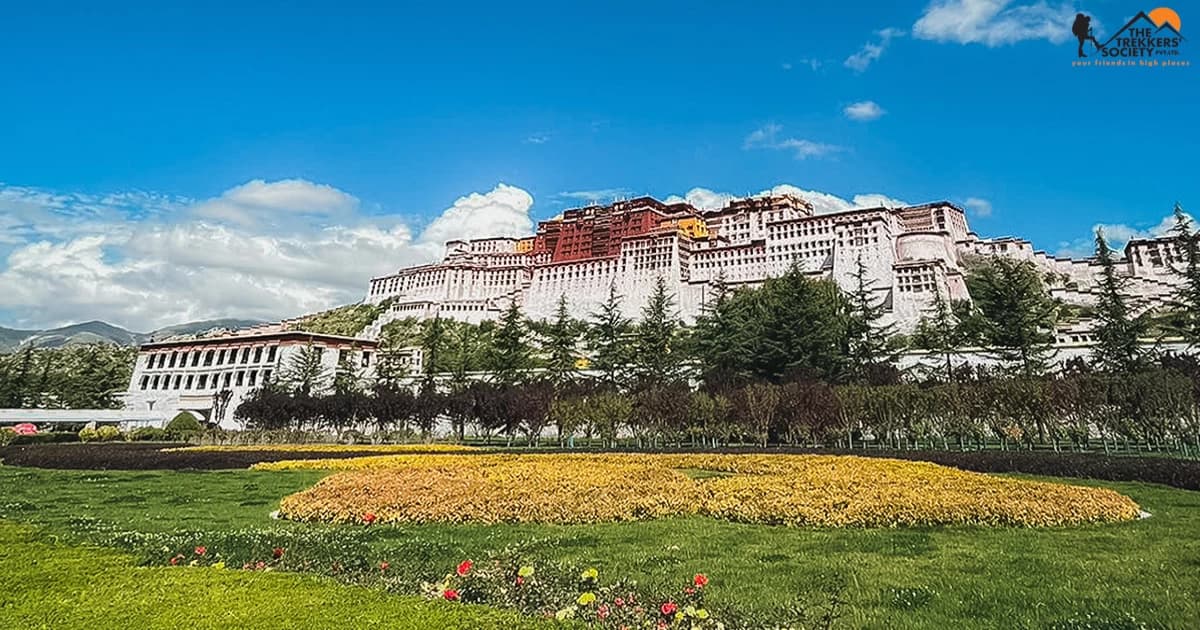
[0, 0, 1195, 330]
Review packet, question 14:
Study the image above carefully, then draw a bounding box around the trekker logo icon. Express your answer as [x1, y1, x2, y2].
[1071, 7, 1188, 68]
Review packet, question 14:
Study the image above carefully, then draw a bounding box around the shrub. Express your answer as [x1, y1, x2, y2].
[96, 426, 124, 442]
[0, 428, 15, 447]
[79, 427, 99, 442]
[166, 412, 203, 439]
[11, 432, 82, 445]
[127, 427, 171, 442]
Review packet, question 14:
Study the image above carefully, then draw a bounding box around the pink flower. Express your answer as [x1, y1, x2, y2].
[657, 622, 668, 630]
[379, 561, 390, 572]
[685, 587, 695, 595]
[597, 604, 611, 619]
[693, 573, 709, 588]
[660, 601, 678, 616]
[614, 597, 624, 607]
[272, 547, 285, 559]
[443, 589, 460, 601]
[363, 513, 377, 525]
[169, 554, 183, 566]
[194, 546, 207, 556]
[515, 576, 525, 586]
[456, 560, 473, 577]
[255, 561, 266, 570]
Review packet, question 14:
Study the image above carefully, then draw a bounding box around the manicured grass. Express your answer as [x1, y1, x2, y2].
[1, 465, 1199, 628]
[0, 521, 557, 630]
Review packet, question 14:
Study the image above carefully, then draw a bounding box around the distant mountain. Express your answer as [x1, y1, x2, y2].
[147, 318, 266, 341]
[0, 318, 267, 351]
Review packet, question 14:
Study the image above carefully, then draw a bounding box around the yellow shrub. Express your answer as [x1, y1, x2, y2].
[267, 452, 1140, 528]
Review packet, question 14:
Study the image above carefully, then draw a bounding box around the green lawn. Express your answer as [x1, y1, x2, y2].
[1, 465, 1199, 629]
[0, 520, 556, 630]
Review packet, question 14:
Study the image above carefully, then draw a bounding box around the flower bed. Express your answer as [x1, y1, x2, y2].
[269, 453, 1140, 527]
[165, 443, 478, 454]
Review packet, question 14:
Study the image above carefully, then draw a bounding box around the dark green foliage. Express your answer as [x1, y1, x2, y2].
[166, 412, 203, 437]
[844, 253, 898, 381]
[278, 343, 329, 395]
[912, 288, 977, 382]
[586, 284, 634, 388]
[487, 302, 533, 385]
[126, 427, 171, 442]
[0, 344, 135, 409]
[691, 265, 851, 384]
[1169, 203, 1200, 344]
[540, 294, 582, 388]
[1092, 229, 1151, 372]
[8, 432, 82, 445]
[631, 276, 685, 387]
[964, 257, 1058, 376]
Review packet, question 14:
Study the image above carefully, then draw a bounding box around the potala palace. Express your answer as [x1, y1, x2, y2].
[122, 192, 1188, 427]
[365, 193, 1182, 332]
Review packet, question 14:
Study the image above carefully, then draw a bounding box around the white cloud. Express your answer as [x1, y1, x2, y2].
[191, 179, 359, 228]
[1055, 212, 1193, 258]
[524, 134, 550, 145]
[913, 0, 1075, 46]
[743, 124, 845, 160]
[0, 180, 535, 331]
[668, 184, 909, 215]
[843, 101, 886, 121]
[964, 197, 993, 217]
[781, 62, 793, 71]
[844, 27, 904, 72]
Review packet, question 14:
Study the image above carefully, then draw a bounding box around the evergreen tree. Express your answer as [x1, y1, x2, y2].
[420, 316, 448, 382]
[844, 252, 898, 381]
[691, 271, 748, 385]
[445, 321, 486, 388]
[333, 347, 368, 394]
[966, 257, 1057, 376]
[488, 301, 533, 385]
[543, 294, 581, 387]
[1169, 203, 1200, 344]
[1092, 228, 1150, 372]
[587, 283, 634, 389]
[633, 276, 683, 386]
[280, 342, 329, 395]
[912, 286, 971, 382]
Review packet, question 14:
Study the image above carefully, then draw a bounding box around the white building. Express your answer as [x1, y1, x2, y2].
[123, 328, 378, 428]
[364, 194, 1185, 333]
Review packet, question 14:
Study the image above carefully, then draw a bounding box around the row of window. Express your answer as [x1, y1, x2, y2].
[139, 369, 273, 391]
[146, 345, 278, 370]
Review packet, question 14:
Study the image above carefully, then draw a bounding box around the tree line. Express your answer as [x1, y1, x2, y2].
[0, 344, 136, 410]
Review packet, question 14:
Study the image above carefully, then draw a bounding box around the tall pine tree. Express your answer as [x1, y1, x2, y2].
[488, 301, 533, 385]
[587, 283, 634, 389]
[632, 276, 683, 386]
[966, 257, 1057, 376]
[543, 294, 581, 388]
[912, 285, 971, 382]
[1092, 228, 1149, 372]
[844, 252, 897, 381]
[1169, 203, 1200, 345]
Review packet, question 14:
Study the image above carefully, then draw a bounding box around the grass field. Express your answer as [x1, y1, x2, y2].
[1, 464, 1198, 628]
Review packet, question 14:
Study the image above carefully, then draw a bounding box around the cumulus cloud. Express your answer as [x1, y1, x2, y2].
[743, 124, 845, 160]
[0, 180, 535, 331]
[1056, 212, 1193, 258]
[913, 0, 1075, 46]
[964, 197, 994, 217]
[844, 27, 904, 72]
[843, 101, 886, 121]
[664, 188, 738, 211]
[557, 188, 632, 203]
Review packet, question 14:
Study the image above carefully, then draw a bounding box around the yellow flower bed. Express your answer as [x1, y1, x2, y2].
[166, 443, 478, 454]
[265, 453, 1141, 528]
[279, 459, 701, 524]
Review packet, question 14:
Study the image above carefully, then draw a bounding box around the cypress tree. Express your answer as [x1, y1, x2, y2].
[966, 257, 1057, 376]
[1092, 228, 1149, 372]
[543, 294, 581, 388]
[913, 286, 969, 382]
[488, 301, 532, 385]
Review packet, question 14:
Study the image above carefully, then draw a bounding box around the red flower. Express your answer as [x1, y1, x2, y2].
[194, 546, 207, 556]
[443, 589, 460, 601]
[379, 561, 390, 572]
[657, 622, 668, 630]
[685, 587, 695, 595]
[169, 554, 183, 566]
[255, 561, 266, 570]
[597, 604, 611, 620]
[363, 512, 377, 525]
[272, 547, 285, 559]
[456, 560, 473, 577]
[515, 576, 525, 586]
[660, 601, 678, 616]
[614, 597, 624, 607]
[693, 573, 708, 588]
